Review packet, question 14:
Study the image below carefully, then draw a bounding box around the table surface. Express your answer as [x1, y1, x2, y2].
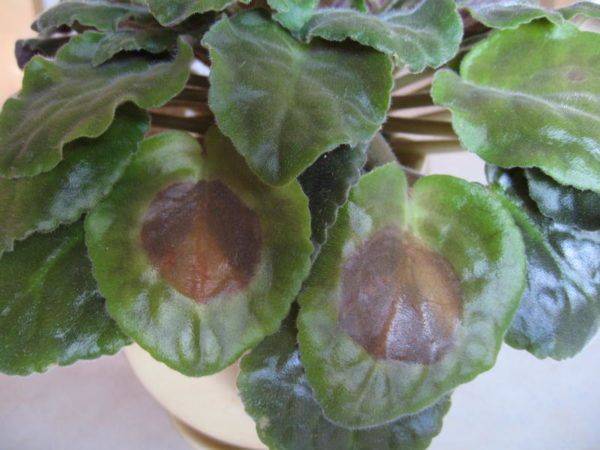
[1, 337, 599, 450]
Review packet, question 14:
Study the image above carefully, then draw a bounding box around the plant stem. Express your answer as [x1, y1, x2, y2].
[172, 87, 208, 104]
[388, 138, 462, 155]
[391, 94, 434, 110]
[383, 118, 456, 138]
[150, 113, 213, 134]
[188, 73, 209, 89]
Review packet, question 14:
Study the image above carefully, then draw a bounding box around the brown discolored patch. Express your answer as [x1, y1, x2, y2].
[339, 227, 462, 364]
[141, 181, 262, 304]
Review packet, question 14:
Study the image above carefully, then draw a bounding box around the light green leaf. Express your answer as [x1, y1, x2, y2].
[0, 105, 149, 257]
[457, 0, 563, 29]
[0, 31, 192, 179]
[92, 28, 178, 66]
[487, 166, 600, 360]
[298, 163, 526, 428]
[561, 1, 600, 21]
[146, 0, 250, 26]
[432, 21, 600, 192]
[299, 144, 367, 259]
[203, 10, 393, 185]
[525, 168, 600, 231]
[0, 222, 130, 375]
[267, 0, 367, 33]
[85, 128, 313, 376]
[35, 0, 151, 34]
[304, 0, 463, 72]
[239, 317, 452, 450]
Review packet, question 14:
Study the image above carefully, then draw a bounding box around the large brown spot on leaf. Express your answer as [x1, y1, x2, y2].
[141, 181, 262, 304]
[339, 227, 462, 364]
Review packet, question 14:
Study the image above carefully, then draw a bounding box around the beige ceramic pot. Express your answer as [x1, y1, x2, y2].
[125, 344, 266, 450]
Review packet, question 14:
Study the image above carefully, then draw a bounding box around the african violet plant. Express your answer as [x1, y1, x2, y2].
[1, 0, 599, 448]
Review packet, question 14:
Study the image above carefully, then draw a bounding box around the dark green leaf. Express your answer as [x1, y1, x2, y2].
[92, 28, 178, 66]
[146, 0, 250, 26]
[203, 10, 393, 185]
[0, 31, 192, 178]
[303, 0, 463, 72]
[15, 37, 69, 69]
[487, 166, 600, 360]
[0, 222, 130, 375]
[525, 168, 600, 231]
[299, 145, 367, 259]
[0, 105, 149, 257]
[457, 0, 563, 29]
[85, 128, 313, 376]
[432, 21, 600, 192]
[239, 318, 451, 450]
[34, 0, 152, 34]
[298, 163, 526, 427]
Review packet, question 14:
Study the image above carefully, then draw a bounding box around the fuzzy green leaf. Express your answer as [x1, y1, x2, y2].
[457, 0, 563, 29]
[432, 21, 600, 192]
[239, 317, 452, 450]
[203, 11, 393, 185]
[92, 29, 178, 66]
[487, 166, 600, 360]
[0, 105, 148, 257]
[35, 0, 152, 34]
[85, 128, 313, 376]
[298, 163, 526, 428]
[0, 222, 130, 375]
[299, 145, 367, 259]
[304, 0, 463, 72]
[0, 31, 192, 179]
[146, 0, 250, 26]
[561, 1, 600, 21]
[525, 168, 600, 231]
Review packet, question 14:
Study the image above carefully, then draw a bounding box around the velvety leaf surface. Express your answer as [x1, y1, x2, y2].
[525, 169, 600, 231]
[0, 31, 192, 179]
[35, 0, 152, 34]
[239, 318, 451, 450]
[298, 163, 526, 428]
[487, 166, 600, 360]
[92, 28, 178, 66]
[0, 222, 130, 375]
[456, 0, 563, 29]
[202, 10, 393, 186]
[146, 0, 249, 26]
[299, 145, 366, 259]
[0, 105, 148, 257]
[561, 1, 600, 20]
[304, 0, 463, 72]
[85, 129, 313, 376]
[432, 21, 600, 192]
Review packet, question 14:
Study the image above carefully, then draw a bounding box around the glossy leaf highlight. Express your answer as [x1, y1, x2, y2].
[0, 222, 129, 375]
[299, 145, 367, 259]
[488, 166, 600, 360]
[239, 318, 451, 450]
[0, 105, 148, 257]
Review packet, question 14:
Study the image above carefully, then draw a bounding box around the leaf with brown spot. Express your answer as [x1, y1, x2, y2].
[85, 128, 313, 376]
[298, 163, 526, 428]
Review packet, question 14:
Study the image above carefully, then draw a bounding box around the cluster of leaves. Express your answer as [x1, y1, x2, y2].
[0, 0, 599, 448]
